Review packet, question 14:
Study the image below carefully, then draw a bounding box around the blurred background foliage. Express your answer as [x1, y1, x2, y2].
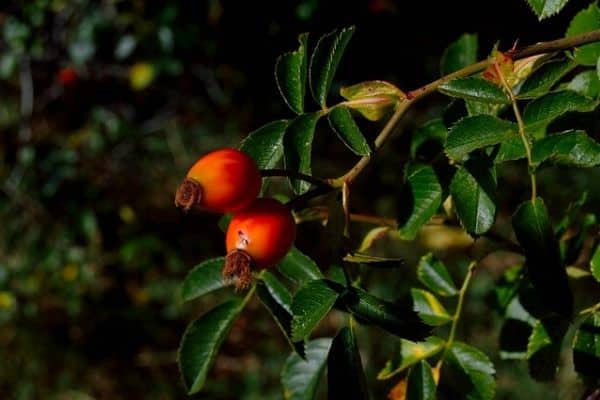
[0, 0, 598, 399]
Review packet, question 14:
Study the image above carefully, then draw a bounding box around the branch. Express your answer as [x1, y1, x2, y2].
[260, 169, 333, 188]
[332, 29, 600, 185]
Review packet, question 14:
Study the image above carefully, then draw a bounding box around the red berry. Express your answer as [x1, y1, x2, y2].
[58, 67, 78, 87]
[175, 148, 261, 213]
[224, 198, 296, 289]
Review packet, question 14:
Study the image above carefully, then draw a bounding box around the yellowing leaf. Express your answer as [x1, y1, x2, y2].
[129, 62, 155, 90]
[388, 378, 407, 400]
[340, 80, 404, 121]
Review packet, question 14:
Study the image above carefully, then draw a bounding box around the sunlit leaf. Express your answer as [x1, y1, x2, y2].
[411, 289, 453, 326]
[378, 337, 446, 380]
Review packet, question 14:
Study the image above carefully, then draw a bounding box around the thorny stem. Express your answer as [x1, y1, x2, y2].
[331, 29, 600, 187]
[579, 302, 600, 316]
[495, 63, 537, 201]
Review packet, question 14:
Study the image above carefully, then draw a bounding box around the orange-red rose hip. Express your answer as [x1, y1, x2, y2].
[175, 148, 261, 213]
[224, 198, 296, 289]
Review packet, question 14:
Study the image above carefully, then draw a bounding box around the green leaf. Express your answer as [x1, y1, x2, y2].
[442, 342, 496, 400]
[445, 115, 517, 162]
[493, 136, 527, 163]
[526, 0, 570, 20]
[327, 327, 369, 400]
[523, 91, 599, 135]
[180, 258, 227, 302]
[449, 158, 497, 236]
[340, 287, 430, 339]
[262, 271, 292, 312]
[397, 165, 443, 240]
[410, 118, 448, 158]
[218, 213, 232, 232]
[417, 253, 458, 297]
[406, 360, 437, 400]
[377, 337, 446, 379]
[328, 106, 371, 156]
[309, 26, 355, 108]
[512, 198, 573, 317]
[465, 100, 505, 116]
[489, 266, 524, 314]
[240, 120, 289, 169]
[591, 244, 600, 283]
[439, 77, 509, 104]
[276, 33, 308, 114]
[440, 34, 478, 76]
[517, 59, 576, 99]
[566, 70, 600, 98]
[527, 316, 570, 380]
[291, 279, 342, 341]
[178, 300, 243, 394]
[573, 312, 600, 377]
[278, 246, 323, 284]
[257, 276, 304, 356]
[531, 130, 600, 168]
[283, 113, 322, 194]
[281, 338, 332, 400]
[566, 3, 600, 66]
[340, 80, 403, 121]
[411, 289, 452, 326]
